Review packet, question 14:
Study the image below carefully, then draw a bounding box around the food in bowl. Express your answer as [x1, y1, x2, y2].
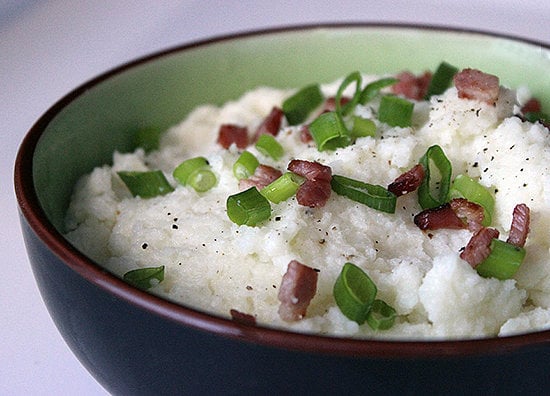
[64, 63, 550, 339]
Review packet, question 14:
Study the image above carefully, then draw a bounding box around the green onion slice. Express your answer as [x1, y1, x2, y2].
[331, 175, 397, 213]
[255, 134, 284, 160]
[226, 187, 271, 226]
[366, 299, 397, 331]
[282, 84, 324, 125]
[418, 145, 452, 209]
[260, 172, 302, 203]
[335, 71, 363, 116]
[359, 77, 398, 104]
[233, 151, 260, 180]
[424, 61, 458, 99]
[449, 174, 495, 226]
[378, 95, 414, 128]
[134, 127, 163, 153]
[351, 116, 376, 138]
[333, 262, 377, 325]
[523, 111, 550, 125]
[309, 111, 351, 151]
[475, 239, 526, 280]
[123, 266, 165, 290]
[173, 156, 217, 192]
[117, 170, 174, 198]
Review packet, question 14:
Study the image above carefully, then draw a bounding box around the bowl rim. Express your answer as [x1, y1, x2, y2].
[14, 22, 550, 359]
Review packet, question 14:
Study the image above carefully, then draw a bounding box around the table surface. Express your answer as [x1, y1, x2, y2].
[2, 1, 549, 394]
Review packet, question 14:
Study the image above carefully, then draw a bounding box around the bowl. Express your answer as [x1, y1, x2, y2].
[15, 24, 550, 394]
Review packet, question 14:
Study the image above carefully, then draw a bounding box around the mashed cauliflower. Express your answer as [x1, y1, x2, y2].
[65, 72, 550, 339]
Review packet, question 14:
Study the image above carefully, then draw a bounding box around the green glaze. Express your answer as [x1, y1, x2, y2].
[31, 26, 550, 232]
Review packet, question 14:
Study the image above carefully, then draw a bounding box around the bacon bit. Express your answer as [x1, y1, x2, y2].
[277, 260, 318, 322]
[287, 159, 332, 182]
[217, 124, 249, 149]
[507, 203, 530, 248]
[253, 106, 284, 141]
[229, 309, 256, 326]
[449, 198, 485, 233]
[388, 164, 425, 196]
[239, 164, 282, 190]
[299, 124, 313, 143]
[453, 68, 500, 105]
[460, 227, 500, 267]
[319, 96, 351, 114]
[521, 98, 542, 114]
[414, 202, 465, 230]
[391, 71, 432, 101]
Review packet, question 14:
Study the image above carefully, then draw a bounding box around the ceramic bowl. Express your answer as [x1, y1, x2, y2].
[15, 24, 550, 394]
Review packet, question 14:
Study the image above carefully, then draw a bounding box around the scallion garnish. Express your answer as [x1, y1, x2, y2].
[424, 61, 458, 99]
[282, 84, 324, 125]
[335, 71, 363, 116]
[359, 77, 398, 104]
[331, 175, 397, 213]
[333, 262, 377, 325]
[308, 112, 351, 151]
[117, 170, 174, 198]
[366, 299, 397, 330]
[226, 187, 271, 226]
[417, 145, 452, 209]
[233, 151, 259, 180]
[134, 127, 163, 153]
[173, 156, 217, 192]
[260, 172, 302, 203]
[123, 266, 165, 290]
[378, 95, 414, 127]
[475, 239, 526, 280]
[351, 116, 376, 138]
[255, 134, 284, 160]
[449, 174, 495, 226]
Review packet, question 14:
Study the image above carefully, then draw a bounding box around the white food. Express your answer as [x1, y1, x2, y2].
[65, 76, 550, 339]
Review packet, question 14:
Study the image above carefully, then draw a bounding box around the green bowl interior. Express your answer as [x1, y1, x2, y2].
[32, 26, 550, 232]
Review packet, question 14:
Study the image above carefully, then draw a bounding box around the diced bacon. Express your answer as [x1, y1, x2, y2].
[507, 203, 530, 248]
[295, 180, 332, 208]
[453, 68, 500, 105]
[319, 96, 351, 114]
[388, 164, 425, 197]
[229, 309, 256, 326]
[460, 227, 500, 268]
[414, 202, 466, 230]
[277, 260, 318, 322]
[287, 159, 332, 182]
[238, 164, 282, 190]
[521, 98, 542, 114]
[253, 106, 284, 141]
[299, 124, 313, 143]
[449, 198, 485, 233]
[391, 71, 432, 101]
[217, 124, 249, 149]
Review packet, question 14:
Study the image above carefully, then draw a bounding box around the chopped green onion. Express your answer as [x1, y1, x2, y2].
[351, 116, 376, 138]
[282, 84, 324, 125]
[449, 174, 495, 226]
[123, 266, 165, 290]
[233, 151, 259, 180]
[117, 170, 174, 198]
[418, 145, 452, 209]
[335, 71, 362, 116]
[226, 187, 271, 226]
[309, 111, 351, 151]
[333, 263, 377, 325]
[260, 172, 302, 203]
[134, 127, 163, 153]
[424, 61, 458, 99]
[523, 111, 550, 125]
[475, 239, 526, 280]
[173, 156, 217, 192]
[359, 77, 398, 104]
[366, 299, 397, 331]
[378, 95, 414, 127]
[255, 134, 284, 160]
[331, 175, 397, 213]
